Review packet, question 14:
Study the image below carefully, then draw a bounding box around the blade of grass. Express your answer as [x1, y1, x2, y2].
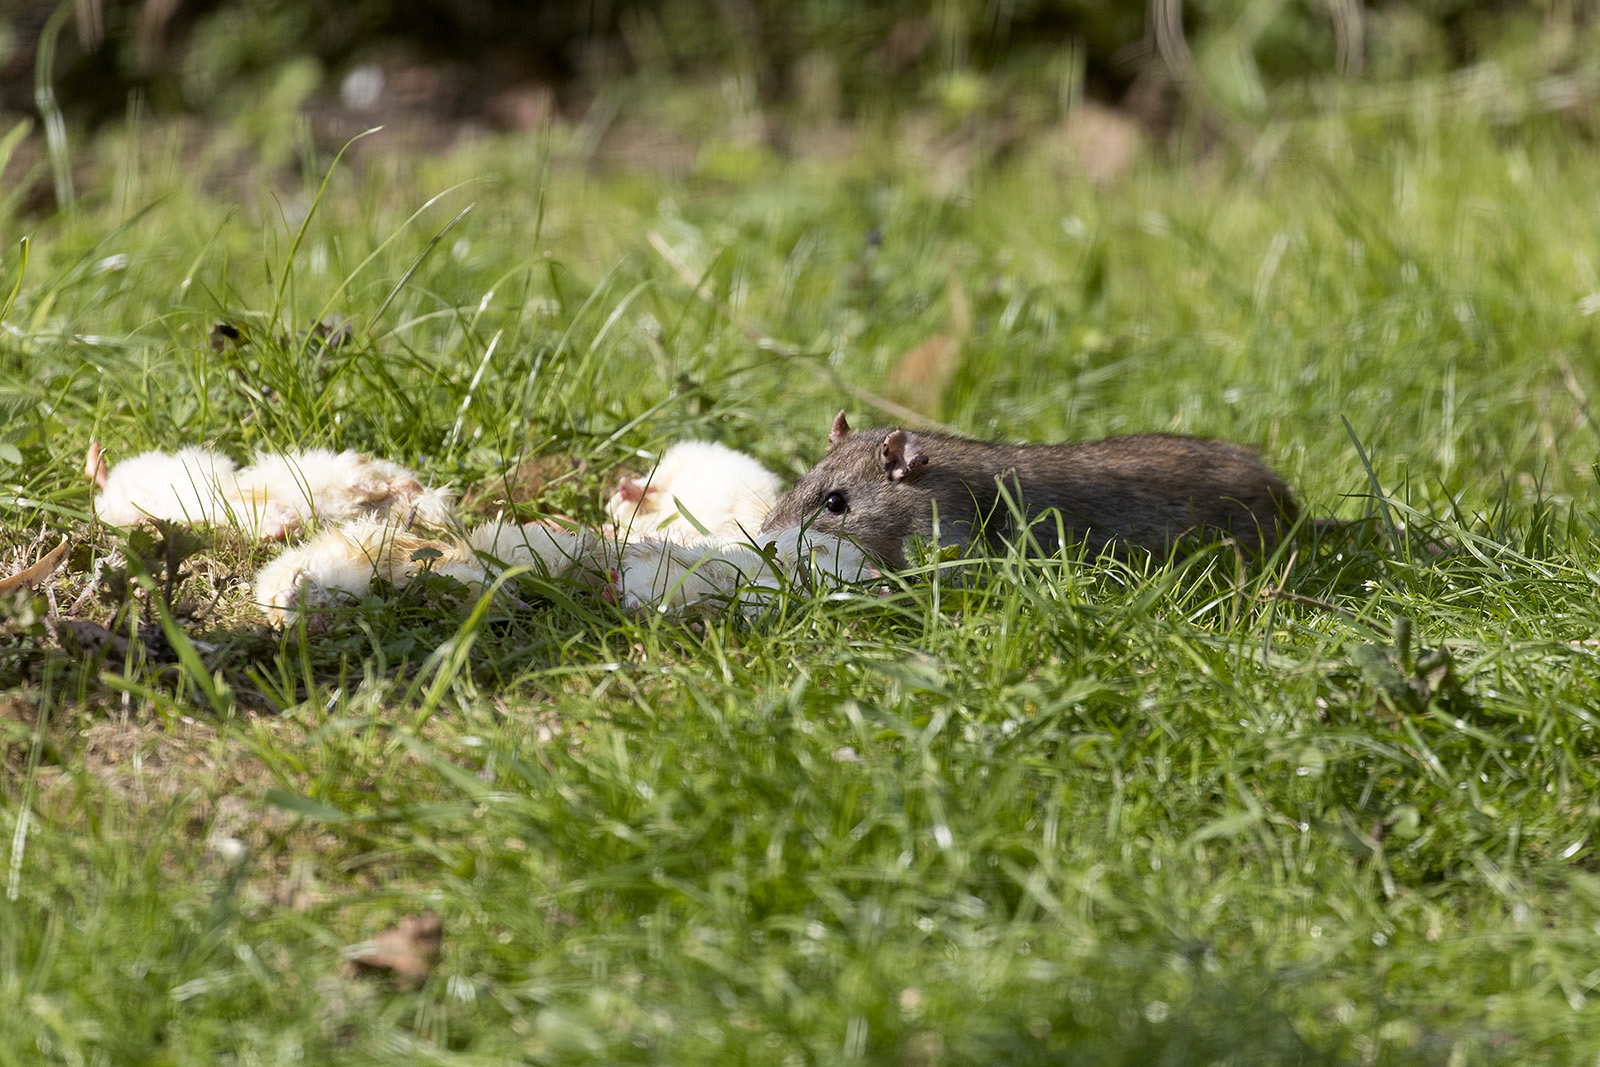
[1342, 415, 1404, 558]
[269, 125, 385, 323]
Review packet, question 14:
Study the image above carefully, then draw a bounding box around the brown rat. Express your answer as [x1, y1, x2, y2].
[758, 411, 1299, 567]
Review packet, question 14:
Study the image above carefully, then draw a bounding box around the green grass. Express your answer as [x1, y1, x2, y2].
[6, 94, 1600, 1065]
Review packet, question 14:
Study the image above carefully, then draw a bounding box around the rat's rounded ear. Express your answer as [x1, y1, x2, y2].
[828, 410, 851, 449]
[881, 430, 927, 482]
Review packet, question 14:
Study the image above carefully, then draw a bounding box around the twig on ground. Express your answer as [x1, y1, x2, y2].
[0, 539, 69, 596]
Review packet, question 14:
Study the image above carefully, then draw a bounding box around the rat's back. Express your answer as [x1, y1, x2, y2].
[1005, 433, 1297, 554]
[759, 412, 1298, 566]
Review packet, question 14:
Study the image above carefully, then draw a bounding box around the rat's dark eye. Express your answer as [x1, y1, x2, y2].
[823, 490, 848, 514]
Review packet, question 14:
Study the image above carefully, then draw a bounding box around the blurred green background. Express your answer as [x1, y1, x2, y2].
[4, 0, 1598, 174]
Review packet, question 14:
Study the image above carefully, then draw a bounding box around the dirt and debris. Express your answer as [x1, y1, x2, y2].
[340, 912, 444, 989]
[462, 454, 591, 517]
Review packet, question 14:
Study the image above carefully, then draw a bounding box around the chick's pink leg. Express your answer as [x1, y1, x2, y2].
[85, 441, 108, 488]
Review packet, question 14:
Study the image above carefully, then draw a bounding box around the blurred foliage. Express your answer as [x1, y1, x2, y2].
[2, 0, 1597, 132]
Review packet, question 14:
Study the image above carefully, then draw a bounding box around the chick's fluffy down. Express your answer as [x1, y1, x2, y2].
[93, 447, 239, 527]
[92, 445, 454, 539]
[614, 528, 877, 615]
[254, 519, 609, 623]
[606, 441, 781, 543]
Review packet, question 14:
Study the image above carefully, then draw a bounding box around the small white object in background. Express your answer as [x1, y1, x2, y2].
[254, 518, 613, 624]
[614, 527, 878, 616]
[87, 441, 455, 539]
[606, 441, 781, 544]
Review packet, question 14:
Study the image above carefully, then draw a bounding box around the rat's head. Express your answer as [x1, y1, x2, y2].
[759, 411, 929, 564]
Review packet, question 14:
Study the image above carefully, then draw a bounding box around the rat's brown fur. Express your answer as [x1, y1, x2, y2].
[759, 412, 1299, 567]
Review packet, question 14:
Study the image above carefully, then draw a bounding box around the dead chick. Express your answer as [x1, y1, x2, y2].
[88, 441, 454, 539]
[606, 441, 781, 544]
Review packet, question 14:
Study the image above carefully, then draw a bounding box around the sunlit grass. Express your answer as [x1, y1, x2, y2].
[4, 95, 1600, 1065]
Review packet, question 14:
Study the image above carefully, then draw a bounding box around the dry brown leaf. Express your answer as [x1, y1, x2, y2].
[1059, 101, 1145, 187]
[884, 258, 968, 417]
[885, 334, 961, 417]
[340, 912, 443, 989]
[0, 539, 70, 596]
